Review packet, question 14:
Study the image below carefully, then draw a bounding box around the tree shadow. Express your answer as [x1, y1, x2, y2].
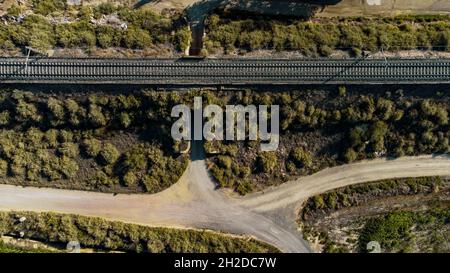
[133, 0, 161, 10]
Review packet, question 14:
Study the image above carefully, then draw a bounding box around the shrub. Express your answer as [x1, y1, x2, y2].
[44, 129, 59, 148]
[122, 27, 152, 49]
[40, 154, 59, 180]
[123, 171, 138, 187]
[370, 121, 388, 152]
[99, 143, 120, 165]
[119, 113, 132, 128]
[88, 104, 107, 127]
[174, 27, 191, 52]
[82, 138, 102, 158]
[236, 180, 253, 195]
[217, 155, 232, 169]
[338, 86, 347, 97]
[359, 211, 414, 252]
[0, 211, 278, 253]
[33, 0, 66, 16]
[15, 100, 41, 123]
[7, 4, 22, 17]
[0, 111, 10, 126]
[10, 157, 26, 178]
[57, 143, 79, 158]
[25, 127, 44, 147]
[123, 147, 147, 171]
[65, 99, 84, 126]
[0, 159, 8, 177]
[47, 98, 65, 126]
[91, 170, 111, 187]
[344, 148, 358, 163]
[59, 156, 79, 178]
[256, 152, 277, 173]
[290, 147, 313, 169]
[58, 130, 73, 143]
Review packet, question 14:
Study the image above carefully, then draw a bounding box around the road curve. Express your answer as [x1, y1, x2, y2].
[0, 149, 449, 252]
[0, 141, 310, 253]
[239, 154, 450, 212]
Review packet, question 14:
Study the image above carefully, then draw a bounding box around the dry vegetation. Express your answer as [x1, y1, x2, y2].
[204, 87, 450, 194]
[298, 176, 450, 253]
[0, 89, 188, 193]
[0, 1, 190, 56]
[0, 211, 278, 253]
[204, 14, 450, 57]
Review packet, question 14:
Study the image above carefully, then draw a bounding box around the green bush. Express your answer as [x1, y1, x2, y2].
[57, 142, 79, 158]
[91, 170, 111, 187]
[44, 129, 59, 149]
[256, 152, 277, 173]
[290, 147, 312, 169]
[119, 113, 132, 128]
[359, 211, 414, 252]
[47, 98, 66, 126]
[33, 0, 66, 16]
[205, 15, 450, 56]
[88, 104, 107, 127]
[0, 111, 10, 126]
[81, 138, 102, 157]
[65, 99, 84, 126]
[123, 171, 138, 187]
[99, 143, 120, 165]
[217, 155, 232, 169]
[122, 27, 152, 49]
[7, 4, 22, 17]
[174, 27, 191, 52]
[15, 100, 41, 123]
[0, 159, 8, 177]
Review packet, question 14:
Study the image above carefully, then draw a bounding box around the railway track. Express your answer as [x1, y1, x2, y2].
[1, 57, 450, 85]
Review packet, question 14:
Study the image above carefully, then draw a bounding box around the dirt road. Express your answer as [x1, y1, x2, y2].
[0, 141, 449, 252]
[240, 154, 450, 212]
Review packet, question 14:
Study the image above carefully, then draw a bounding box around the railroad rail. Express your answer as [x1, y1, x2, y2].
[1, 57, 450, 85]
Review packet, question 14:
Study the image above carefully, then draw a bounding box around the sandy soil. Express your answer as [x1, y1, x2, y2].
[319, 0, 450, 17]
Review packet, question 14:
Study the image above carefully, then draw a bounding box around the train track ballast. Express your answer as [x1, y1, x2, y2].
[1, 57, 450, 85]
